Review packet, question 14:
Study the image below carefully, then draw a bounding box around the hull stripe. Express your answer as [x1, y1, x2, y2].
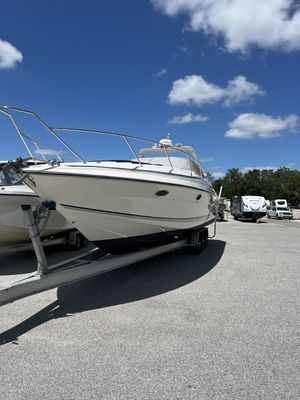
[61, 203, 211, 222]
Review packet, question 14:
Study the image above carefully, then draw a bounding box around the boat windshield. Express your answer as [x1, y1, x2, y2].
[0, 167, 21, 186]
[138, 145, 205, 177]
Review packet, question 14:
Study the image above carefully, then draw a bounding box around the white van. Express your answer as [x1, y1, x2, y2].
[267, 199, 293, 220]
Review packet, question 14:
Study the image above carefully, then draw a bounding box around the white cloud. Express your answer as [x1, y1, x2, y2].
[179, 45, 193, 55]
[168, 75, 224, 106]
[225, 113, 299, 139]
[151, 0, 300, 53]
[155, 68, 168, 77]
[168, 74, 264, 107]
[212, 171, 225, 178]
[35, 149, 65, 156]
[241, 163, 296, 172]
[0, 39, 23, 69]
[223, 76, 266, 107]
[168, 112, 209, 124]
[286, 162, 296, 169]
[199, 156, 214, 163]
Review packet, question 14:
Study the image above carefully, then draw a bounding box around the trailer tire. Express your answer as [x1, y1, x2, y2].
[204, 229, 208, 248]
[80, 235, 88, 248]
[67, 232, 85, 250]
[192, 239, 203, 254]
[190, 229, 208, 254]
[74, 235, 82, 250]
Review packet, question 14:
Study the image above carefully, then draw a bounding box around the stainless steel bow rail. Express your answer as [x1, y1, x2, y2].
[0, 105, 208, 178]
[0, 205, 210, 307]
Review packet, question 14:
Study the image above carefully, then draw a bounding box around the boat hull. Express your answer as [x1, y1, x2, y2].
[0, 187, 73, 245]
[25, 168, 215, 252]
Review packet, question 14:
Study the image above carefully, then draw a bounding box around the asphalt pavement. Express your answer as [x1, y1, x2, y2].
[0, 217, 299, 400]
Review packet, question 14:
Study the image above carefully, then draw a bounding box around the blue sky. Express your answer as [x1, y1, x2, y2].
[0, 0, 300, 177]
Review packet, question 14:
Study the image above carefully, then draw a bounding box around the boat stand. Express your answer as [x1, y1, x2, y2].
[0, 206, 210, 307]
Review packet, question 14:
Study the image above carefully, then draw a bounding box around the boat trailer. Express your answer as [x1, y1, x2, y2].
[0, 205, 211, 307]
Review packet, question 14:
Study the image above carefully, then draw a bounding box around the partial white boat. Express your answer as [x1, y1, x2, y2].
[0, 107, 217, 253]
[0, 161, 73, 245]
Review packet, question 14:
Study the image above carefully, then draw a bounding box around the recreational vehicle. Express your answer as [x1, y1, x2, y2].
[231, 196, 267, 221]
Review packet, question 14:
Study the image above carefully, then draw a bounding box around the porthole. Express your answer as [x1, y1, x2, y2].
[155, 190, 169, 197]
[196, 194, 202, 200]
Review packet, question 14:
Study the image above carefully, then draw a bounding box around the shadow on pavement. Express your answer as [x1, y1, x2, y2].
[0, 239, 226, 345]
[0, 245, 94, 275]
[0, 249, 39, 275]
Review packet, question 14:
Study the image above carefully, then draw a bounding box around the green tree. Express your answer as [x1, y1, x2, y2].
[221, 168, 244, 199]
[243, 169, 263, 195]
[211, 167, 300, 205]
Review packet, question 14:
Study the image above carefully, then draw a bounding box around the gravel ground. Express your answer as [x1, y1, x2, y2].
[0, 218, 299, 400]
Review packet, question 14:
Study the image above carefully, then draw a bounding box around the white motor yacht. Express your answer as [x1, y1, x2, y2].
[0, 161, 73, 245]
[0, 106, 217, 253]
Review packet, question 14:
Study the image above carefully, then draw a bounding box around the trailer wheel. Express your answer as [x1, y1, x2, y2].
[189, 229, 208, 254]
[73, 235, 82, 250]
[193, 237, 203, 254]
[67, 232, 85, 250]
[80, 235, 88, 248]
[204, 229, 208, 248]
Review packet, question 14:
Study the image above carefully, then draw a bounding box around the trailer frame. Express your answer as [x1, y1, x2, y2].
[0, 205, 210, 307]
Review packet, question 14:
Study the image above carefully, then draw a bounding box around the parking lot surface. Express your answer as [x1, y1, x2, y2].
[0, 218, 299, 400]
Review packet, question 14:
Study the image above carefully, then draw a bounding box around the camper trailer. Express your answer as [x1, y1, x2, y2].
[231, 196, 267, 221]
[267, 199, 293, 220]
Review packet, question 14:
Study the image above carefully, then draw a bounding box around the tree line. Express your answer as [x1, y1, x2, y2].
[210, 167, 300, 206]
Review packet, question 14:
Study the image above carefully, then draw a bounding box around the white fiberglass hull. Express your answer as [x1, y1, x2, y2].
[24, 163, 216, 252]
[0, 185, 73, 245]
